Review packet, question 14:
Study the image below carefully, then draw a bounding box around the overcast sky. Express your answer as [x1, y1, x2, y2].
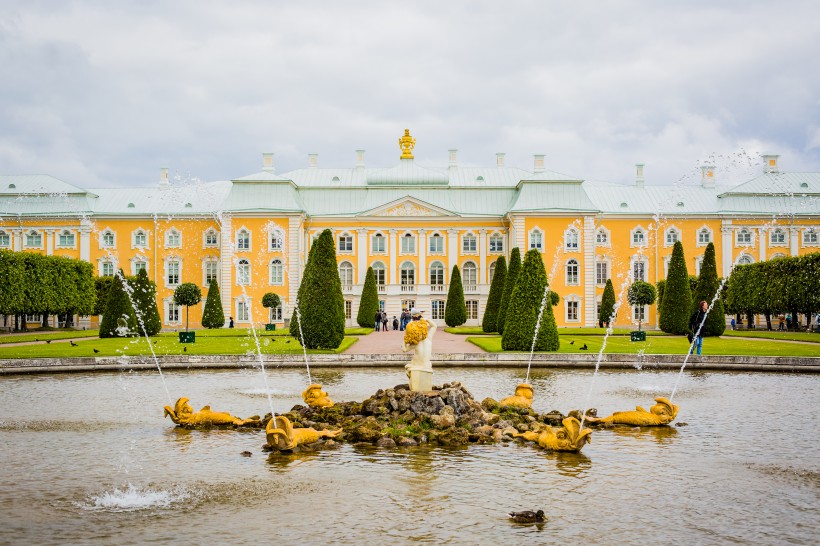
[1, 1, 819, 189]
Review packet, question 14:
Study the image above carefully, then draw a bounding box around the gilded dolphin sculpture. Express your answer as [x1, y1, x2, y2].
[514, 417, 592, 452]
[499, 383, 534, 409]
[265, 415, 342, 451]
[584, 397, 679, 426]
[163, 397, 260, 427]
[302, 384, 334, 408]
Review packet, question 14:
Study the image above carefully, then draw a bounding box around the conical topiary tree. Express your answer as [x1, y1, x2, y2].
[357, 266, 379, 328]
[445, 264, 467, 327]
[692, 242, 725, 336]
[502, 249, 559, 351]
[659, 241, 692, 334]
[99, 270, 137, 338]
[482, 256, 506, 332]
[129, 268, 161, 336]
[201, 279, 225, 328]
[599, 278, 616, 327]
[497, 247, 521, 334]
[289, 229, 345, 349]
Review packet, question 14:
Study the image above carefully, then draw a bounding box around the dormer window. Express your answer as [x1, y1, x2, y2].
[127, 202, 135, 208]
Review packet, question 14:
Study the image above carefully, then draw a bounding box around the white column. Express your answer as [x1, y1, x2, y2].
[512, 215, 525, 251]
[288, 216, 303, 313]
[220, 214, 233, 323]
[13, 229, 22, 251]
[720, 222, 733, 277]
[478, 229, 488, 284]
[758, 227, 767, 262]
[789, 227, 799, 256]
[447, 228, 458, 273]
[389, 229, 398, 286]
[418, 229, 427, 285]
[357, 228, 368, 284]
[79, 221, 92, 262]
[583, 216, 596, 326]
[45, 229, 54, 255]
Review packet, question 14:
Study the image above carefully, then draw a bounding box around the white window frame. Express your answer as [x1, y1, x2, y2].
[697, 226, 713, 247]
[565, 228, 580, 251]
[269, 259, 284, 285]
[339, 261, 354, 289]
[57, 229, 76, 248]
[462, 261, 477, 290]
[130, 254, 148, 276]
[99, 228, 116, 249]
[489, 233, 504, 253]
[489, 260, 496, 283]
[465, 300, 479, 320]
[165, 299, 181, 325]
[338, 232, 353, 254]
[270, 305, 283, 322]
[371, 232, 386, 254]
[344, 301, 352, 320]
[462, 232, 477, 254]
[429, 261, 445, 288]
[132, 228, 148, 249]
[0, 230, 10, 248]
[101, 261, 115, 277]
[630, 226, 647, 248]
[236, 297, 250, 322]
[769, 228, 786, 246]
[165, 258, 181, 287]
[400, 261, 415, 285]
[428, 233, 444, 254]
[664, 226, 681, 247]
[529, 228, 543, 251]
[165, 228, 181, 249]
[203, 258, 219, 287]
[204, 228, 219, 248]
[595, 227, 610, 247]
[269, 229, 284, 252]
[400, 233, 416, 254]
[803, 228, 818, 246]
[372, 261, 386, 287]
[737, 254, 754, 265]
[236, 228, 251, 252]
[595, 259, 609, 286]
[632, 304, 647, 323]
[565, 295, 581, 323]
[736, 228, 753, 246]
[631, 257, 647, 282]
[432, 300, 445, 320]
[566, 259, 580, 286]
[237, 259, 251, 286]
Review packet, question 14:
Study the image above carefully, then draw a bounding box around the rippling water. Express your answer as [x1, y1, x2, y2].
[1, 367, 817, 544]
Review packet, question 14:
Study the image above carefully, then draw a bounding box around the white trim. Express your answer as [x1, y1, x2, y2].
[55, 228, 77, 249]
[735, 227, 755, 247]
[203, 228, 220, 249]
[337, 231, 354, 254]
[399, 231, 417, 255]
[736, 253, 755, 265]
[0, 229, 11, 249]
[163, 255, 182, 288]
[98, 227, 116, 250]
[235, 295, 252, 323]
[165, 227, 182, 249]
[594, 256, 610, 286]
[528, 226, 543, 251]
[630, 225, 647, 249]
[427, 232, 445, 255]
[488, 231, 504, 254]
[696, 225, 713, 247]
[461, 231, 478, 255]
[130, 253, 149, 276]
[664, 225, 681, 247]
[565, 258, 580, 286]
[202, 256, 219, 287]
[235, 226, 252, 253]
[769, 227, 788, 247]
[564, 293, 581, 323]
[269, 258, 285, 285]
[268, 225, 285, 252]
[163, 297, 182, 326]
[371, 231, 387, 255]
[236, 258, 251, 286]
[802, 227, 819, 246]
[564, 227, 580, 252]
[594, 226, 611, 247]
[130, 227, 149, 250]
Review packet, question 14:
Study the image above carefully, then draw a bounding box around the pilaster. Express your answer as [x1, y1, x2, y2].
[289, 216, 303, 313]
[789, 227, 799, 256]
[357, 228, 368, 284]
[478, 229, 487, 284]
[220, 214, 233, 323]
[389, 229, 398, 286]
[758, 227, 767, 262]
[79, 219, 92, 262]
[447, 228, 458, 272]
[583, 216, 596, 326]
[720, 221, 733, 277]
[418, 229, 427, 285]
[45, 229, 54, 255]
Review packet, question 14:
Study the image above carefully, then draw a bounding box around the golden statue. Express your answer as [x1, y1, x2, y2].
[265, 415, 342, 451]
[163, 397, 260, 427]
[514, 417, 592, 452]
[398, 129, 416, 159]
[302, 383, 334, 408]
[500, 383, 534, 409]
[584, 397, 679, 426]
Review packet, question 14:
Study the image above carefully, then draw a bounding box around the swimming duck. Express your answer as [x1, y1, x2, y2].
[508, 509, 546, 523]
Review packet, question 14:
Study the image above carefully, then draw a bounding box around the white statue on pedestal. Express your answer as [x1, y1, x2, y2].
[401, 308, 437, 391]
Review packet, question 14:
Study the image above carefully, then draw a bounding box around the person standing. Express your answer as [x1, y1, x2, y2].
[374, 310, 381, 332]
[382, 313, 389, 333]
[392, 316, 399, 331]
[229, 316, 234, 328]
[689, 300, 708, 355]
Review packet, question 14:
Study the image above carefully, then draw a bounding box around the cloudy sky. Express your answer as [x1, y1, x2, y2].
[1, 0, 819, 189]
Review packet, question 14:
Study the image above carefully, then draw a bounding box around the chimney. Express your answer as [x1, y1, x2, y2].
[449, 149, 458, 170]
[356, 149, 365, 170]
[159, 167, 169, 189]
[762, 153, 779, 173]
[533, 154, 545, 174]
[308, 153, 318, 168]
[635, 164, 645, 187]
[496, 153, 506, 167]
[262, 152, 275, 172]
[701, 165, 715, 188]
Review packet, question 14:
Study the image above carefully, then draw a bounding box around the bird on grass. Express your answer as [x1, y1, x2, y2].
[93, 348, 100, 354]
[153, 340, 157, 345]
[580, 343, 588, 350]
[569, 340, 574, 345]
[285, 340, 291, 343]
[45, 340, 52, 344]
[508, 509, 546, 523]
[183, 346, 187, 352]
[70, 341, 78, 347]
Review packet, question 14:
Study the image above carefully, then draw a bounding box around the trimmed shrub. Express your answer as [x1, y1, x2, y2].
[692, 242, 725, 336]
[599, 278, 616, 326]
[173, 283, 202, 332]
[94, 276, 115, 316]
[497, 247, 521, 334]
[502, 249, 559, 351]
[627, 280, 656, 331]
[659, 241, 692, 334]
[201, 279, 225, 329]
[99, 270, 137, 338]
[357, 267, 379, 328]
[482, 256, 506, 332]
[129, 268, 161, 335]
[289, 229, 345, 349]
[445, 264, 467, 327]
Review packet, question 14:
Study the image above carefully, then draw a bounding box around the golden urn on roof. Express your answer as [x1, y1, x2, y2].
[399, 129, 416, 159]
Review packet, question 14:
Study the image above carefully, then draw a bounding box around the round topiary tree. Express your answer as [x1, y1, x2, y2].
[445, 264, 467, 327]
[502, 249, 559, 351]
[599, 278, 616, 327]
[173, 283, 202, 332]
[497, 247, 521, 334]
[262, 292, 282, 324]
[201, 279, 225, 328]
[289, 229, 345, 349]
[99, 270, 137, 338]
[129, 268, 161, 336]
[659, 241, 692, 334]
[482, 256, 506, 332]
[692, 242, 726, 336]
[627, 280, 657, 331]
[357, 266, 379, 328]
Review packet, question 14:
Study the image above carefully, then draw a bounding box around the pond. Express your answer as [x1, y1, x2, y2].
[1, 366, 817, 544]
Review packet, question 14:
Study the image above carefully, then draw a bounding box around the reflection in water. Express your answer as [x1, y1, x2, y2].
[310, 370, 346, 387]
[550, 451, 593, 477]
[602, 424, 680, 445]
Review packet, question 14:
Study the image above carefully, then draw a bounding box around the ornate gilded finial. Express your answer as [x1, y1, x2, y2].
[399, 129, 416, 159]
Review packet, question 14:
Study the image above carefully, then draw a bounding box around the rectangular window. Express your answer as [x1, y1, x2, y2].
[167, 261, 180, 285]
[237, 232, 250, 250]
[804, 229, 818, 245]
[25, 314, 42, 323]
[167, 302, 180, 323]
[466, 300, 478, 320]
[379, 300, 385, 312]
[489, 235, 503, 253]
[401, 268, 415, 285]
[462, 235, 477, 253]
[0, 232, 9, 247]
[698, 230, 711, 244]
[167, 231, 181, 247]
[567, 300, 579, 321]
[633, 305, 646, 322]
[27, 232, 43, 247]
[270, 306, 283, 322]
[344, 301, 352, 320]
[270, 233, 283, 251]
[373, 267, 385, 286]
[59, 232, 75, 246]
[401, 235, 416, 254]
[372, 235, 385, 253]
[102, 232, 115, 248]
[632, 231, 645, 246]
[205, 262, 218, 286]
[237, 300, 249, 322]
[595, 262, 608, 285]
[529, 231, 542, 250]
[339, 235, 353, 253]
[429, 235, 444, 254]
[134, 261, 147, 274]
[432, 300, 445, 320]
[402, 299, 415, 312]
[102, 262, 114, 277]
[205, 231, 219, 246]
[633, 261, 645, 282]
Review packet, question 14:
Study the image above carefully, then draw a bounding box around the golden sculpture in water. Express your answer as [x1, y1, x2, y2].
[500, 383, 534, 409]
[163, 397, 260, 427]
[584, 397, 679, 426]
[514, 417, 592, 452]
[265, 415, 342, 451]
[398, 129, 416, 159]
[302, 383, 334, 408]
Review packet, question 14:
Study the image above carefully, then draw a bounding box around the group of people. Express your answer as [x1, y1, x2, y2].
[374, 309, 413, 332]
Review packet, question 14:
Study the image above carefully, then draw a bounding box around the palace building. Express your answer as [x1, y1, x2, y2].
[1, 130, 819, 330]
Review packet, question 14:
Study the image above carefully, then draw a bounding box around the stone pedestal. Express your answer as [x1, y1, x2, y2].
[409, 369, 433, 392]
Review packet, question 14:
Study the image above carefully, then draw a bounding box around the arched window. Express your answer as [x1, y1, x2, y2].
[166, 228, 181, 248]
[698, 228, 712, 245]
[371, 232, 386, 253]
[338, 232, 353, 253]
[400, 261, 415, 286]
[58, 230, 75, 247]
[489, 233, 503, 253]
[665, 227, 680, 245]
[565, 229, 579, 250]
[133, 229, 147, 248]
[462, 261, 477, 290]
[770, 253, 787, 260]
[371, 261, 386, 287]
[529, 228, 543, 250]
[737, 254, 754, 265]
[236, 229, 250, 251]
[269, 259, 283, 285]
[803, 228, 818, 245]
[237, 259, 250, 285]
[770, 228, 786, 245]
[595, 228, 609, 245]
[566, 259, 579, 285]
[462, 233, 477, 253]
[736, 229, 752, 245]
[339, 261, 354, 288]
[270, 230, 283, 251]
[428, 233, 444, 254]
[632, 228, 645, 246]
[101, 230, 115, 248]
[429, 261, 445, 290]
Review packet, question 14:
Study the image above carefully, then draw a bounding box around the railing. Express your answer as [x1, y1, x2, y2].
[430, 284, 447, 293]
[463, 283, 478, 294]
[400, 284, 416, 293]
[377, 285, 386, 294]
[341, 283, 353, 293]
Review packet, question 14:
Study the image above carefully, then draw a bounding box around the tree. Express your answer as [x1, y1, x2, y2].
[659, 241, 692, 334]
[289, 229, 345, 349]
[94, 276, 115, 316]
[627, 281, 657, 331]
[655, 279, 666, 323]
[173, 283, 202, 332]
[262, 292, 281, 324]
[129, 268, 162, 336]
[691, 243, 725, 336]
[599, 279, 616, 327]
[497, 247, 521, 334]
[445, 264, 467, 327]
[357, 266, 379, 328]
[201, 279, 225, 328]
[482, 256, 506, 332]
[99, 270, 137, 338]
[67, 261, 96, 327]
[502, 249, 559, 351]
[0, 251, 27, 328]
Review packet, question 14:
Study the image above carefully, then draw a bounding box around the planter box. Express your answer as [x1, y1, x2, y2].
[178, 331, 196, 343]
[630, 331, 646, 342]
[265, 324, 276, 331]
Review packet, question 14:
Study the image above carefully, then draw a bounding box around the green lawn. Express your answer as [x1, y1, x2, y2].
[444, 326, 489, 335]
[467, 335, 820, 357]
[722, 330, 820, 343]
[0, 330, 101, 344]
